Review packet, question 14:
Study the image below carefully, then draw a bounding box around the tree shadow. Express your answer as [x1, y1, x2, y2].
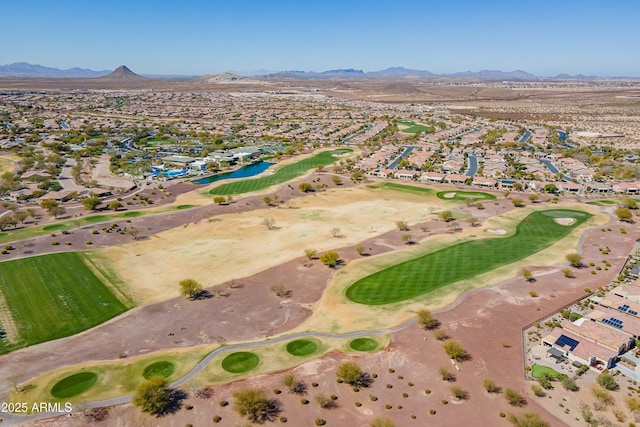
[156, 389, 187, 416]
[193, 290, 213, 300]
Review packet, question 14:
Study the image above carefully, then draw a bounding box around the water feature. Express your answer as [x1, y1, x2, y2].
[192, 161, 274, 184]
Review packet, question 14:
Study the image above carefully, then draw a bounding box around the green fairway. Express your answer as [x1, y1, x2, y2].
[436, 190, 497, 201]
[221, 352, 260, 373]
[378, 182, 434, 195]
[42, 224, 68, 231]
[396, 120, 433, 134]
[531, 364, 565, 379]
[84, 215, 109, 223]
[586, 199, 617, 206]
[286, 339, 318, 356]
[346, 209, 591, 305]
[122, 211, 142, 217]
[0, 252, 131, 353]
[50, 372, 98, 398]
[176, 204, 195, 210]
[209, 149, 351, 195]
[349, 338, 378, 351]
[142, 361, 175, 379]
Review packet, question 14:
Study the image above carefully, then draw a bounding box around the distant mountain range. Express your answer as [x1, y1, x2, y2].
[0, 62, 110, 78]
[0, 62, 624, 81]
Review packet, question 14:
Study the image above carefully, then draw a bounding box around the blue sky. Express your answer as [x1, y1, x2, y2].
[1, 0, 638, 76]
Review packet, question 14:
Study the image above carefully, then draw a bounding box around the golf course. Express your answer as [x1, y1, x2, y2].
[346, 209, 591, 305]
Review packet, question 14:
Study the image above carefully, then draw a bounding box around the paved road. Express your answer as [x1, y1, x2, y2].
[519, 130, 531, 144]
[465, 155, 478, 177]
[1, 318, 417, 425]
[387, 146, 416, 169]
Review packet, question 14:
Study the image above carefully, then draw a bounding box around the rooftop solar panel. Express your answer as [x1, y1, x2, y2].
[555, 334, 579, 351]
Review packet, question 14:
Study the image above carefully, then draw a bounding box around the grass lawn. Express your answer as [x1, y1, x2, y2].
[586, 199, 617, 206]
[176, 204, 196, 210]
[122, 211, 142, 217]
[221, 352, 260, 373]
[531, 364, 565, 379]
[50, 372, 98, 398]
[436, 190, 497, 201]
[83, 215, 110, 223]
[349, 338, 378, 351]
[377, 182, 434, 195]
[346, 209, 591, 305]
[0, 252, 132, 353]
[209, 149, 351, 195]
[42, 223, 68, 231]
[286, 339, 319, 356]
[142, 361, 175, 379]
[396, 120, 433, 134]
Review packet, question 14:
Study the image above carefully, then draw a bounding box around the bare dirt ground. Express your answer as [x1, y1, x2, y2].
[90, 155, 135, 190]
[25, 208, 638, 427]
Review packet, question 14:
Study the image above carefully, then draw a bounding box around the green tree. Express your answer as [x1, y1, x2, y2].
[543, 183, 557, 194]
[528, 194, 539, 203]
[439, 210, 453, 222]
[263, 196, 272, 206]
[332, 176, 342, 185]
[597, 372, 618, 390]
[298, 182, 313, 192]
[82, 196, 102, 211]
[49, 205, 66, 219]
[561, 267, 574, 278]
[304, 248, 317, 260]
[232, 388, 282, 424]
[132, 377, 172, 415]
[561, 377, 578, 392]
[319, 251, 340, 268]
[442, 340, 467, 361]
[511, 198, 524, 207]
[416, 308, 438, 330]
[504, 387, 526, 407]
[615, 207, 633, 222]
[621, 198, 638, 209]
[395, 220, 409, 231]
[483, 378, 499, 393]
[565, 252, 582, 267]
[213, 196, 226, 205]
[356, 246, 366, 256]
[179, 278, 203, 300]
[13, 210, 28, 224]
[522, 268, 533, 282]
[336, 362, 372, 390]
[108, 201, 123, 211]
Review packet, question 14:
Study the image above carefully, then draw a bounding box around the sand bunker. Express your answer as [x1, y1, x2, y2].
[487, 229, 507, 235]
[554, 218, 576, 226]
[443, 192, 456, 199]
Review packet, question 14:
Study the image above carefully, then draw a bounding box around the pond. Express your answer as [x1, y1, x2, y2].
[192, 161, 274, 184]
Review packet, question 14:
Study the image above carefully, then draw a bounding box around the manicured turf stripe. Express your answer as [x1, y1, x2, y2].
[51, 372, 98, 398]
[0, 252, 130, 353]
[346, 209, 591, 305]
[209, 149, 351, 195]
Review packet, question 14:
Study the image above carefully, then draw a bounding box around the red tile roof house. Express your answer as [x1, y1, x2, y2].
[445, 174, 468, 185]
[419, 172, 446, 183]
[394, 170, 418, 180]
[472, 177, 497, 188]
[613, 182, 640, 194]
[559, 181, 583, 193]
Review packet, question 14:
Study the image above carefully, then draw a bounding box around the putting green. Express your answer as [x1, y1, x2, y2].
[531, 364, 565, 379]
[84, 215, 109, 223]
[221, 352, 260, 373]
[42, 224, 67, 231]
[122, 211, 142, 217]
[346, 209, 591, 305]
[50, 372, 98, 398]
[349, 338, 378, 351]
[286, 339, 318, 356]
[436, 190, 496, 201]
[142, 361, 175, 379]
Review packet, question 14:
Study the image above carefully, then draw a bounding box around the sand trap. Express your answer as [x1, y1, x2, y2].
[443, 192, 456, 199]
[554, 218, 576, 226]
[487, 229, 507, 235]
